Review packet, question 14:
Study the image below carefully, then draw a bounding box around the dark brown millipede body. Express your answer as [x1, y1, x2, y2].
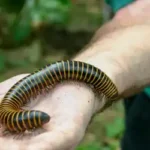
[0, 60, 118, 134]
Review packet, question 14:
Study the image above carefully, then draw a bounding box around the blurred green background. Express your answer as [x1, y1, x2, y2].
[0, 0, 124, 149]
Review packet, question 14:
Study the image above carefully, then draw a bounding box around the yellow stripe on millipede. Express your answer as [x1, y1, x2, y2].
[22, 111, 27, 129]
[2, 100, 18, 109]
[24, 79, 34, 97]
[83, 64, 89, 81]
[102, 83, 116, 96]
[28, 78, 37, 96]
[27, 111, 32, 128]
[5, 92, 23, 106]
[38, 112, 42, 126]
[87, 66, 93, 83]
[62, 61, 66, 79]
[11, 112, 18, 131]
[106, 87, 118, 98]
[4, 98, 20, 109]
[97, 75, 108, 91]
[20, 82, 31, 100]
[44, 69, 53, 85]
[31, 75, 41, 92]
[47, 66, 55, 84]
[95, 73, 105, 88]
[41, 73, 49, 87]
[36, 75, 45, 90]
[7, 87, 26, 104]
[18, 86, 28, 102]
[53, 68, 59, 81]
[6, 112, 13, 131]
[2, 111, 8, 125]
[72, 61, 75, 79]
[33, 111, 38, 127]
[56, 62, 62, 80]
[79, 62, 84, 80]
[16, 112, 23, 131]
[90, 67, 98, 84]
[0, 109, 6, 120]
[93, 71, 101, 86]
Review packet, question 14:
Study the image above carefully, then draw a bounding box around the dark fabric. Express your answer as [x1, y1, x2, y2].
[121, 93, 150, 150]
[105, 0, 134, 13]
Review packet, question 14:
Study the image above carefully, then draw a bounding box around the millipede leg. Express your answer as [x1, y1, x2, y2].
[13, 132, 25, 140]
[1, 127, 25, 139]
[32, 129, 42, 136]
[2, 128, 12, 136]
[27, 127, 46, 137]
[45, 86, 52, 93]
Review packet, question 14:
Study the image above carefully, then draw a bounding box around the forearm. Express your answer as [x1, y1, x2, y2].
[88, 0, 150, 45]
[74, 24, 150, 98]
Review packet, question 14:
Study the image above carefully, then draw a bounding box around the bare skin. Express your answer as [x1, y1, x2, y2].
[0, 0, 150, 150]
[0, 74, 103, 150]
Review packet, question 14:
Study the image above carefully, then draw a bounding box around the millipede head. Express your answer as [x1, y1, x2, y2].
[40, 112, 50, 125]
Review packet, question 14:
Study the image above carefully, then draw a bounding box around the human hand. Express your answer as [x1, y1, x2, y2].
[0, 74, 104, 150]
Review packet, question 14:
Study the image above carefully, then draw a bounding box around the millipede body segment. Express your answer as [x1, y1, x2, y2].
[0, 60, 118, 133]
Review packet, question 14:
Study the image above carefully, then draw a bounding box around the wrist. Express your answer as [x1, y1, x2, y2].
[74, 49, 121, 97]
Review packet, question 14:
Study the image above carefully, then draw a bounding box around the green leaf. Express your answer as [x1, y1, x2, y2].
[11, 18, 32, 43]
[30, 0, 71, 25]
[0, 0, 25, 13]
[9, 1, 33, 43]
[105, 117, 124, 138]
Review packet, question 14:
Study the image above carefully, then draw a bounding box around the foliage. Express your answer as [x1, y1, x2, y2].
[0, 0, 72, 73]
[76, 113, 124, 150]
[0, 0, 102, 74]
[2, 0, 71, 44]
[105, 117, 124, 139]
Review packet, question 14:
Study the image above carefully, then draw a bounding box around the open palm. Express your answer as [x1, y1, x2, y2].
[0, 74, 101, 150]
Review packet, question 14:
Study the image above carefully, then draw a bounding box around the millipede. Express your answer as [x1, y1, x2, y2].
[0, 60, 119, 134]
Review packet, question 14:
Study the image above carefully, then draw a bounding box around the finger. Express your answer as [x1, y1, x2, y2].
[0, 131, 79, 150]
[26, 128, 85, 150]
